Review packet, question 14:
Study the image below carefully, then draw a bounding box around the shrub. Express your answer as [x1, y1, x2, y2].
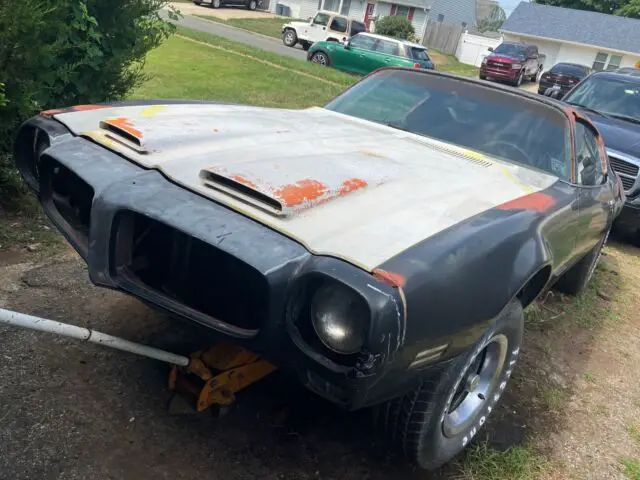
[0, 0, 177, 207]
[374, 15, 415, 40]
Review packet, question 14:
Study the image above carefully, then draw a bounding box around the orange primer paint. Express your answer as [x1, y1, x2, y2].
[274, 179, 329, 207]
[105, 117, 143, 139]
[373, 269, 406, 288]
[338, 178, 368, 196]
[231, 175, 258, 189]
[40, 108, 66, 118]
[497, 192, 556, 213]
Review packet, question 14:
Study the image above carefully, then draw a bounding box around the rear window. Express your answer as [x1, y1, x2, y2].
[325, 70, 570, 179]
[411, 47, 430, 61]
[350, 21, 366, 35]
[330, 17, 348, 33]
[551, 64, 587, 77]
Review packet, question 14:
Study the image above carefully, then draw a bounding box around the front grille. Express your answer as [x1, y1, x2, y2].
[111, 211, 268, 332]
[609, 156, 639, 177]
[487, 61, 510, 70]
[619, 175, 635, 191]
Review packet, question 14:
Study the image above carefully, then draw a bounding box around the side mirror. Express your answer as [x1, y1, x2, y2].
[487, 47, 493, 52]
[343, 39, 350, 49]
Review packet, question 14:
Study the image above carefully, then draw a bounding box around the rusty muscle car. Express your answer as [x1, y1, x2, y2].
[13, 68, 624, 470]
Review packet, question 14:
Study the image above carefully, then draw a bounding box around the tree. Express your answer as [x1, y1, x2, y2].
[476, 4, 506, 33]
[374, 16, 415, 40]
[534, 0, 640, 18]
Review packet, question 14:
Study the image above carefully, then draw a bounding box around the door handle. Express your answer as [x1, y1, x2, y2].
[359, 54, 365, 57]
[322, 26, 326, 30]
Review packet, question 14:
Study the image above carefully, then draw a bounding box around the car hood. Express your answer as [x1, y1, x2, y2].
[579, 110, 640, 158]
[48, 103, 558, 271]
[486, 53, 524, 64]
[284, 20, 309, 29]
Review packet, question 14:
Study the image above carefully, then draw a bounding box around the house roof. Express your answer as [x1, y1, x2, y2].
[501, 2, 640, 55]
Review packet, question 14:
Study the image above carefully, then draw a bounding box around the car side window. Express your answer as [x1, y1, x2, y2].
[330, 16, 348, 33]
[313, 13, 330, 26]
[349, 34, 375, 51]
[375, 39, 400, 56]
[575, 122, 605, 186]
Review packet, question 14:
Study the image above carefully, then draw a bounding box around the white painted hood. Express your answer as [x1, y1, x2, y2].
[50, 103, 558, 270]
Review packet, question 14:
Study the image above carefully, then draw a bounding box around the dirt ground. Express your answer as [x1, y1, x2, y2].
[0, 226, 639, 480]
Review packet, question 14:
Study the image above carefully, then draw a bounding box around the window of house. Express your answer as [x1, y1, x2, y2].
[575, 122, 604, 186]
[340, 0, 351, 15]
[394, 5, 409, 17]
[437, 13, 444, 22]
[461, 22, 467, 28]
[321, 0, 339, 12]
[330, 16, 348, 32]
[593, 52, 624, 72]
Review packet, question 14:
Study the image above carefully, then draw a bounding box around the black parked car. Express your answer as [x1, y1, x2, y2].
[538, 62, 592, 96]
[559, 70, 640, 242]
[194, 0, 259, 10]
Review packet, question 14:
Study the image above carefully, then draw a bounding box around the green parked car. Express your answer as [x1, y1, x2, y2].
[306, 32, 435, 75]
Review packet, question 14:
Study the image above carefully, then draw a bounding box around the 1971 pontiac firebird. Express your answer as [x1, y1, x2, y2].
[14, 68, 624, 469]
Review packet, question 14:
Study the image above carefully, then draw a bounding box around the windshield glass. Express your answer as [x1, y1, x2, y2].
[493, 43, 526, 58]
[324, 70, 570, 178]
[564, 75, 640, 123]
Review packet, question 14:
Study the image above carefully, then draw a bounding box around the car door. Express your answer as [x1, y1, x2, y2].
[573, 120, 616, 255]
[366, 38, 402, 73]
[307, 13, 331, 43]
[341, 34, 378, 75]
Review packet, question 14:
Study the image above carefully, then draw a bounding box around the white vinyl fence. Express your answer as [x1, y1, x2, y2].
[455, 32, 503, 67]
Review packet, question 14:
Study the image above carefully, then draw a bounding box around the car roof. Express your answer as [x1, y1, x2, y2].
[552, 62, 590, 69]
[501, 41, 534, 48]
[355, 32, 427, 49]
[589, 70, 640, 82]
[316, 10, 364, 22]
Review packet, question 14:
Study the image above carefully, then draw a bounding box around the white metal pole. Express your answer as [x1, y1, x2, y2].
[0, 308, 190, 367]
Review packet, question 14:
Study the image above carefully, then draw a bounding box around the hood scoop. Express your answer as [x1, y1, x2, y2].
[200, 164, 380, 217]
[98, 117, 148, 153]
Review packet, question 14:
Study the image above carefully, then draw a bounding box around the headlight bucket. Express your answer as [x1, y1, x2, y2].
[310, 281, 369, 355]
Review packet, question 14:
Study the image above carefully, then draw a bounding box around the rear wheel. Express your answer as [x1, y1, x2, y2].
[374, 299, 524, 470]
[283, 29, 297, 47]
[211, 0, 221, 8]
[247, 0, 257, 9]
[554, 229, 610, 295]
[310, 51, 330, 66]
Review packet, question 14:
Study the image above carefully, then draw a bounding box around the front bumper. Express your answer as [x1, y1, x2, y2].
[537, 81, 573, 96]
[480, 65, 519, 81]
[614, 198, 640, 232]
[14, 114, 421, 410]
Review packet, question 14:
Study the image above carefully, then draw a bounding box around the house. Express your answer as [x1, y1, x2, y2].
[270, 0, 478, 43]
[501, 2, 640, 72]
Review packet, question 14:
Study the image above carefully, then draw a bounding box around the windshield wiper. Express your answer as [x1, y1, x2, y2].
[607, 113, 640, 125]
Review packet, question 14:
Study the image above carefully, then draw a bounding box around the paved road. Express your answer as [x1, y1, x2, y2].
[162, 9, 308, 61]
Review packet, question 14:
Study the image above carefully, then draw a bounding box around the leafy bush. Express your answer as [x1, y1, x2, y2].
[374, 16, 415, 40]
[0, 0, 176, 207]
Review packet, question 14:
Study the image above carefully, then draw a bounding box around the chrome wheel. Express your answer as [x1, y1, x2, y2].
[283, 30, 296, 46]
[312, 52, 328, 66]
[442, 334, 508, 437]
[249, 0, 256, 9]
[212, 0, 220, 7]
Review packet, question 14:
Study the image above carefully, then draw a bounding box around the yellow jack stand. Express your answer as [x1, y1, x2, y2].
[168, 342, 277, 414]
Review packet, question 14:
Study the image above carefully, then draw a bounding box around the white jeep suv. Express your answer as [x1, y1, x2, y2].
[282, 11, 367, 51]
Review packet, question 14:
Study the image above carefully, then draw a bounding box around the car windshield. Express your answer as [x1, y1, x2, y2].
[324, 70, 570, 178]
[411, 48, 430, 61]
[564, 75, 640, 124]
[493, 43, 526, 58]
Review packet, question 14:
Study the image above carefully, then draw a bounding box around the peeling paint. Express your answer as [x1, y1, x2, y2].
[104, 117, 143, 140]
[231, 175, 258, 189]
[41, 104, 108, 118]
[273, 179, 329, 208]
[497, 192, 556, 213]
[372, 269, 406, 288]
[338, 178, 368, 196]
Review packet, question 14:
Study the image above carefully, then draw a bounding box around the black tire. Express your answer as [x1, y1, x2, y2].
[554, 228, 609, 295]
[479, 74, 487, 80]
[375, 299, 524, 471]
[513, 70, 524, 87]
[247, 0, 257, 9]
[301, 41, 311, 51]
[282, 28, 297, 47]
[210, 0, 221, 8]
[194, 1, 202, 4]
[310, 51, 330, 67]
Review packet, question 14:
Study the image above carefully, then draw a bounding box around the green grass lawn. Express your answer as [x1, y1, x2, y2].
[130, 33, 344, 107]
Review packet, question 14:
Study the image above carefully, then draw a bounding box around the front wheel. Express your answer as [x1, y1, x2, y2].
[210, 0, 221, 8]
[247, 0, 257, 9]
[375, 299, 524, 470]
[310, 51, 330, 66]
[513, 70, 524, 87]
[282, 29, 297, 47]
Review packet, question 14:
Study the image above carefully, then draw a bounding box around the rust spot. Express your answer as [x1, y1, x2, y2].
[213, 128, 219, 133]
[40, 108, 66, 118]
[373, 269, 406, 288]
[496, 192, 556, 213]
[105, 117, 143, 140]
[338, 178, 368, 196]
[273, 179, 329, 207]
[231, 175, 258, 189]
[359, 150, 385, 158]
[72, 104, 108, 112]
